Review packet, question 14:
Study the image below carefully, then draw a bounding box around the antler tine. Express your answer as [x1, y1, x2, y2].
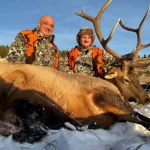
[75, 0, 123, 60]
[119, 6, 150, 62]
[75, 8, 95, 22]
[106, 18, 121, 43]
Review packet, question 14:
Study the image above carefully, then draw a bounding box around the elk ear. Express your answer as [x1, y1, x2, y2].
[104, 68, 118, 79]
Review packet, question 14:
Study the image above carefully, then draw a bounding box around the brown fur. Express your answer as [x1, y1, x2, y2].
[0, 63, 149, 135]
[105, 67, 149, 104]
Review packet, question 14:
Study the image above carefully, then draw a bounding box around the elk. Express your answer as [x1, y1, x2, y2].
[76, 0, 150, 104]
[0, 63, 150, 143]
[0, 0, 150, 143]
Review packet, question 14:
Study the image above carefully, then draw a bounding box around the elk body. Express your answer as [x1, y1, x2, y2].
[0, 63, 150, 139]
[0, 0, 150, 143]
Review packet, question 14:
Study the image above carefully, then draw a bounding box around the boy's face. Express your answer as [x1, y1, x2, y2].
[79, 34, 92, 48]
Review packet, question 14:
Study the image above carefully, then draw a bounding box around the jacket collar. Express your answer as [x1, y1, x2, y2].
[34, 28, 55, 43]
[78, 45, 94, 53]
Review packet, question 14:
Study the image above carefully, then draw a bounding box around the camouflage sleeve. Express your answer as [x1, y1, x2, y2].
[102, 51, 116, 73]
[103, 51, 116, 65]
[6, 32, 26, 63]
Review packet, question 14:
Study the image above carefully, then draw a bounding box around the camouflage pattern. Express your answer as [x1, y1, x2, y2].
[74, 46, 94, 75]
[58, 56, 72, 73]
[64, 46, 116, 76]
[6, 28, 59, 67]
[102, 50, 116, 73]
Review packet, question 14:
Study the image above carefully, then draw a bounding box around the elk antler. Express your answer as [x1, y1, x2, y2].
[119, 6, 150, 63]
[75, 0, 123, 61]
[76, 0, 150, 66]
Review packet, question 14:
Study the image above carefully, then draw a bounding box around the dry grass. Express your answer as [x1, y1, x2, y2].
[135, 60, 150, 84]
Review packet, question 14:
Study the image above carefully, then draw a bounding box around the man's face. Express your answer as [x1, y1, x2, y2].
[38, 16, 54, 37]
[79, 34, 92, 48]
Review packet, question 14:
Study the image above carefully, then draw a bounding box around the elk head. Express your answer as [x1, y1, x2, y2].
[76, 0, 150, 104]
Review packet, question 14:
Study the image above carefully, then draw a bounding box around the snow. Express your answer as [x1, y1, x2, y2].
[0, 114, 150, 150]
[0, 93, 150, 150]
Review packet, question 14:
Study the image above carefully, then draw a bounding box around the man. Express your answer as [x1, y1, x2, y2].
[68, 27, 115, 77]
[6, 15, 59, 69]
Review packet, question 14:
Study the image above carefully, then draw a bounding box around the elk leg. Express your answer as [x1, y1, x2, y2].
[133, 112, 150, 130]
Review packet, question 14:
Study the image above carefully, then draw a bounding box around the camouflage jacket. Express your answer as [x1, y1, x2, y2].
[58, 55, 71, 72]
[6, 28, 59, 68]
[65, 46, 115, 76]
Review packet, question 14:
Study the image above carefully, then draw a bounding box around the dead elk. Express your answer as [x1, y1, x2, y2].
[0, 63, 149, 143]
[76, 0, 150, 104]
[0, 0, 150, 143]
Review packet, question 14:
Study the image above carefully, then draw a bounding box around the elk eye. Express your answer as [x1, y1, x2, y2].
[123, 77, 130, 84]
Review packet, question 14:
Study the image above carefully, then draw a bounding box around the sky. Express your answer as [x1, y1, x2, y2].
[0, 106, 150, 150]
[0, 0, 150, 56]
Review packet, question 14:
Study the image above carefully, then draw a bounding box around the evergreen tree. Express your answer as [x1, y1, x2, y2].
[0, 45, 9, 58]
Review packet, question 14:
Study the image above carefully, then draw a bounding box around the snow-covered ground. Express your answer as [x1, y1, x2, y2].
[0, 105, 150, 150]
[0, 122, 150, 150]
